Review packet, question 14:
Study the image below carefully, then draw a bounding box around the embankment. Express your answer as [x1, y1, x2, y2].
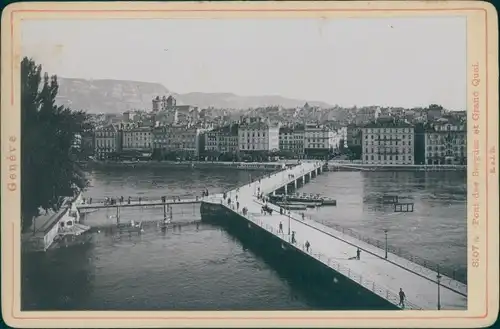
[82, 161, 284, 172]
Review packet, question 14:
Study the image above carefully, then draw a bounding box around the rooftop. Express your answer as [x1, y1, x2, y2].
[362, 119, 413, 129]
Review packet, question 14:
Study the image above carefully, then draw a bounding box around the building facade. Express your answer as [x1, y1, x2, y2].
[361, 120, 415, 165]
[303, 124, 336, 158]
[205, 124, 239, 154]
[346, 125, 362, 148]
[424, 119, 466, 165]
[153, 125, 206, 158]
[238, 121, 280, 152]
[122, 126, 153, 151]
[279, 125, 305, 157]
[94, 125, 121, 160]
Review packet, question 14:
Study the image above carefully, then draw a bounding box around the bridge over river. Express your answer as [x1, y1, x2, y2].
[201, 161, 467, 310]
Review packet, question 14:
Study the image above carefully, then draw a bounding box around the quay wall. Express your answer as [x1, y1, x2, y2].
[82, 161, 285, 171]
[326, 163, 466, 172]
[200, 202, 398, 310]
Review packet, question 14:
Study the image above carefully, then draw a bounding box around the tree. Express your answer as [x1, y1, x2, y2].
[21, 57, 89, 232]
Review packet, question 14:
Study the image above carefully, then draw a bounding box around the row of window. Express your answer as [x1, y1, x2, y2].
[306, 144, 331, 148]
[124, 132, 151, 136]
[240, 132, 267, 138]
[434, 125, 465, 131]
[95, 132, 116, 137]
[240, 145, 272, 150]
[365, 140, 412, 146]
[364, 148, 412, 154]
[427, 151, 466, 157]
[364, 128, 412, 133]
[96, 140, 116, 147]
[365, 134, 412, 140]
[124, 143, 151, 148]
[280, 136, 303, 139]
[365, 141, 412, 146]
[365, 155, 413, 161]
[426, 139, 465, 145]
[427, 133, 466, 139]
[427, 145, 466, 151]
[152, 144, 196, 149]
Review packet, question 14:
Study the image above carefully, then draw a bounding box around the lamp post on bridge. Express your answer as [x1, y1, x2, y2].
[284, 195, 291, 235]
[384, 229, 389, 259]
[437, 265, 442, 310]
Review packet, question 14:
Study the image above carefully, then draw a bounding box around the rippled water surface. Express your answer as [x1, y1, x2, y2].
[22, 167, 466, 310]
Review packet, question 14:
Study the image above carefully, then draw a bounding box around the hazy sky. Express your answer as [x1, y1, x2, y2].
[21, 17, 466, 110]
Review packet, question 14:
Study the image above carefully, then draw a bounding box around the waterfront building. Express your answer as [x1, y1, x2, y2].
[154, 124, 207, 158]
[279, 125, 305, 157]
[238, 120, 280, 153]
[346, 124, 363, 159]
[94, 124, 121, 160]
[304, 124, 337, 158]
[346, 125, 362, 148]
[361, 120, 415, 165]
[205, 124, 239, 155]
[424, 118, 466, 165]
[122, 125, 153, 151]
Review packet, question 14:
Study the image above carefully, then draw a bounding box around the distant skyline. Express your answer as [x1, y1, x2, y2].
[22, 17, 466, 110]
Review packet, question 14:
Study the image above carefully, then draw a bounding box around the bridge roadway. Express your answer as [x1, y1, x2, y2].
[204, 162, 467, 310]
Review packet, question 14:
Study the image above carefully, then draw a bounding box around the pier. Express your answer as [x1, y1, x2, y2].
[201, 161, 467, 310]
[76, 198, 200, 210]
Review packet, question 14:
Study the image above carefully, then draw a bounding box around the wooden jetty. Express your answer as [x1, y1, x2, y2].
[76, 198, 201, 210]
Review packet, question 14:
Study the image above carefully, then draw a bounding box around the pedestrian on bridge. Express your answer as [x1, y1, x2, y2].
[291, 231, 296, 244]
[228, 198, 231, 206]
[120, 196, 124, 204]
[398, 288, 406, 308]
[278, 222, 283, 233]
[128, 196, 131, 205]
[305, 240, 310, 252]
[356, 248, 361, 260]
[236, 201, 240, 211]
[301, 213, 305, 221]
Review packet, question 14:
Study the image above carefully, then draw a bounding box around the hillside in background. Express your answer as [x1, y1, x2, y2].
[56, 77, 333, 113]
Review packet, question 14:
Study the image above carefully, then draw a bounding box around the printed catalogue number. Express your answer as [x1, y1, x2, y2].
[471, 62, 481, 269]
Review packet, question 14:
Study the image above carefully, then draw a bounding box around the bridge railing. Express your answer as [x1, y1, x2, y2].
[79, 194, 198, 205]
[310, 219, 467, 286]
[238, 210, 422, 310]
[254, 200, 466, 295]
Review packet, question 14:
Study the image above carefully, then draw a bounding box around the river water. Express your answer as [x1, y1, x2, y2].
[21, 167, 467, 310]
